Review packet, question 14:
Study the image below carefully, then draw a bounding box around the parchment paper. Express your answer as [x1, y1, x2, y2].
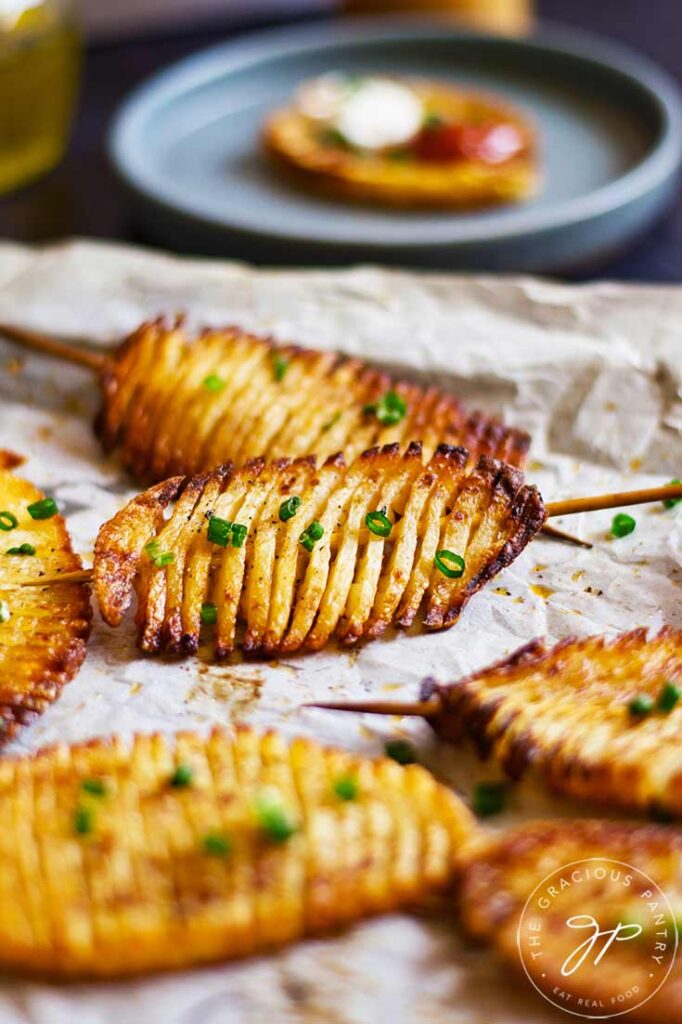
[0, 239, 681, 1024]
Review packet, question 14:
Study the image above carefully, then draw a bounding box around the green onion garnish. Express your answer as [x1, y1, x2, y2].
[144, 540, 174, 567]
[6, 543, 35, 556]
[384, 739, 417, 765]
[202, 373, 225, 393]
[0, 511, 18, 531]
[472, 781, 508, 817]
[423, 112, 445, 129]
[27, 497, 57, 520]
[0, 601, 10, 624]
[73, 806, 93, 835]
[363, 390, 407, 427]
[201, 602, 217, 625]
[663, 480, 682, 509]
[657, 681, 681, 713]
[279, 496, 302, 522]
[434, 550, 466, 579]
[300, 520, 324, 552]
[81, 778, 107, 797]
[272, 353, 289, 383]
[230, 523, 248, 549]
[612, 513, 636, 538]
[202, 832, 232, 857]
[365, 510, 392, 538]
[207, 515, 233, 547]
[333, 777, 358, 801]
[170, 764, 193, 788]
[254, 792, 298, 843]
[628, 694, 654, 718]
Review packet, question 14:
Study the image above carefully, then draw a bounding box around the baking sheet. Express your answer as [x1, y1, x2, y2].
[0, 239, 681, 1024]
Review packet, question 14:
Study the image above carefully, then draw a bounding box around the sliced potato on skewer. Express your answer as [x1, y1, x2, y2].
[0, 456, 90, 745]
[93, 443, 546, 657]
[0, 726, 476, 977]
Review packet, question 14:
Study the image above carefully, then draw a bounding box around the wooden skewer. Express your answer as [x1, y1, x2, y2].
[303, 699, 439, 716]
[539, 524, 593, 549]
[12, 482, 682, 589]
[0, 322, 106, 373]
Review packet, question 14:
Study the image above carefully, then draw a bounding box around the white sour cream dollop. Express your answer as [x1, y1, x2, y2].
[297, 75, 424, 151]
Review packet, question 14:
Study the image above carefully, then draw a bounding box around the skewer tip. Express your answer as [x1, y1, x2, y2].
[303, 698, 440, 717]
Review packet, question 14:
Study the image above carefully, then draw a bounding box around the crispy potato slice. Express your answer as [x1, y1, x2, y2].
[426, 629, 682, 817]
[458, 819, 681, 1023]
[94, 445, 545, 657]
[95, 320, 530, 483]
[263, 79, 538, 210]
[0, 725, 475, 977]
[0, 462, 90, 744]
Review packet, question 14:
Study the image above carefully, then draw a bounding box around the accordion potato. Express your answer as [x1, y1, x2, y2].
[424, 628, 682, 817]
[0, 456, 90, 745]
[458, 819, 682, 1024]
[0, 726, 476, 977]
[95, 319, 530, 483]
[93, 443, 545, 658]
[264, 76, 538, 209]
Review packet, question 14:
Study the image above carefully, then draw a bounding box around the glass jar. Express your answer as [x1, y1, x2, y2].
[0, 0, 81, 196]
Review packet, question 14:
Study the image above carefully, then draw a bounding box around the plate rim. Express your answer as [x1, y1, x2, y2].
[108, 16, 682, 250]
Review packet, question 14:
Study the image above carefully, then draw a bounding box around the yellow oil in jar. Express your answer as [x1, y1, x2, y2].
[0, 2, 80, 196]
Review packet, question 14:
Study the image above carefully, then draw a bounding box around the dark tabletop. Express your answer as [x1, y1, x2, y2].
[1, 0, 680, 281]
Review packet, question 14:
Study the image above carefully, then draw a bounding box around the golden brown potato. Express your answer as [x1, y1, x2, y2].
[425, 629, 682, 817]
[95, 319, 530, 483]
[0, 457, 90, 745]
[458, 819, 682, 1023]
[93, 443, 545, 658]
[0, 725, 476, 977]
[263, 78, 538, 209]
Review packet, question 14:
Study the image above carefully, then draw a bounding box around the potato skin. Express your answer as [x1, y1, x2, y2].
[0, 726, 475, 978]
[94, 319, 530, 484]
[425, 628, 682, 817]
[263, 80, 539, 210]
[93, 444, 545, 658]
[0, 460, 90, 745]
[458, 819, 682, 1024]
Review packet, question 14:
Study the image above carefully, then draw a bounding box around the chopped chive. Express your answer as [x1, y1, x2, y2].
[300, 520, 324, 552]
[170, 764, 193, 788]
[279, 496, 302, 522]
[423, 112, 445, 129]
[333, 776, 358, 801]
[144, 540, 174, 568]
[611, 513, 636, 538]
[231, 523, 248, 549]
[365, 510, 392, 538]
[201, 602, 217, 625]
[384, 739, 417, 765]
[319, 126, 350, 149]
[657, 680, 681, 713]
[628, 694, 654, 718]
[6, 543, 35, 556]
[255, 792, 298, 843]
[472, 781, 508, 817]
[434, 550, 466, 579]
[663, 480, 682, 509]
[202, 373, 225, 393]
[321, 411, 341, 433]
[207, 515, 233, 547]
[202, 832, 232, 856]
[0, 600, 10, 624]
[81, 778, 107, 797]
[272, 353, 289, 383]
[73, 806, 93, 835]
[364, 390, 407, 427]
[0, 511, 18, 531]
[27, 497, 57, 520]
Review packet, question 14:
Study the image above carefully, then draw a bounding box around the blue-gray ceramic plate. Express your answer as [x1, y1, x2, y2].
[109, 18, 682, 272]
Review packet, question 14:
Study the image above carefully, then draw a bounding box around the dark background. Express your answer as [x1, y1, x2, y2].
[1, 0, 680, 281]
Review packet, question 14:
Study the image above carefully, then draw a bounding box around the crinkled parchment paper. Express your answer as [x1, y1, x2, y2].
[0, 239, 681, 1024]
